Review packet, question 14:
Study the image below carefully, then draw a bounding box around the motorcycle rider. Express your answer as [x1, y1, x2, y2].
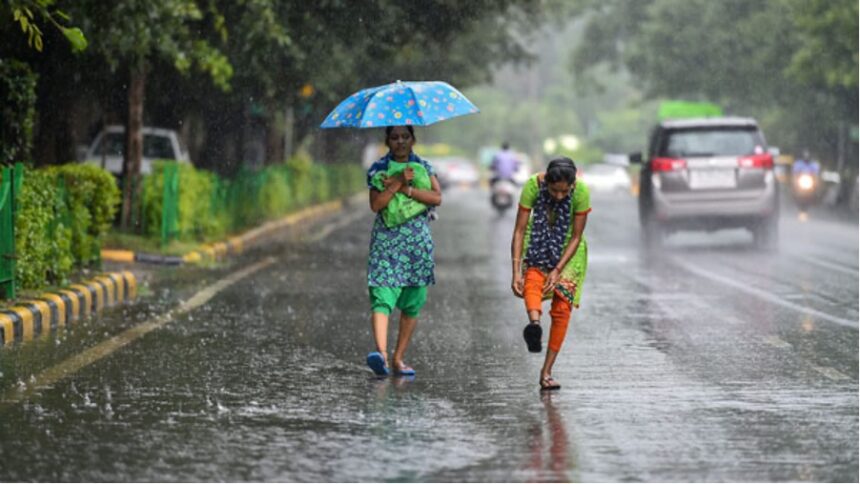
[490, 142, 521, 186]
[791, 149, 821, 214]
[792, 149, 821, 178]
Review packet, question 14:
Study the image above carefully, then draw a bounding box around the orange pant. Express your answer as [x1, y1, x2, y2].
[523, 267, 572, 353]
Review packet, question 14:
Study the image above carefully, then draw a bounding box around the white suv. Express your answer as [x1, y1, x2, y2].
[632, 117, 779, 249]
[83, 125, 190, 175]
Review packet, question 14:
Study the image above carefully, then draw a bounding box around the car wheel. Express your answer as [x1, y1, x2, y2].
[753, 214, 779, 251]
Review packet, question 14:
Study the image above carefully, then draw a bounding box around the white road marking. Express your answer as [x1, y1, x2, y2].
[792, 253, 858, 276]
[307, 209, 367, 242]
[809, 365, 851, 381]
[671, 258, 858, 329]
[1, 257, 277, 407]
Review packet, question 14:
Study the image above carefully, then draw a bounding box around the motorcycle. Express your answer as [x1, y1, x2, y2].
[792, 172, 818, 212]
[490, 178, 518, 215]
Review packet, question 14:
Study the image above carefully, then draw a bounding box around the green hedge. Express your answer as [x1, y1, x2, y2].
[15, 170, 71, 289]
[14, 163, 120, 290]
[142, 154, 365, 244]
[53, 164, 121, 264]
[142, 161, 225, 241]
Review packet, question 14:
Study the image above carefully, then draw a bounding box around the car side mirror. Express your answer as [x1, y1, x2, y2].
[629, 152, 643, 164]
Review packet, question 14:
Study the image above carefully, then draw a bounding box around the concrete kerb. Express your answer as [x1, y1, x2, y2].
[0, 271, 137, 347]
[102, 197, 354, 266]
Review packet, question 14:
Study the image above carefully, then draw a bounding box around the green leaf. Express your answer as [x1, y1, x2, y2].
[54, 9, 70, 22]
[61, 27, 88, 53]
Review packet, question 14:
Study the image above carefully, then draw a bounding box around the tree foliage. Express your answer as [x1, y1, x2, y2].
[571, 0, 858, 166]
[0, 58, 37, 164]
[4, 0, 87, 52]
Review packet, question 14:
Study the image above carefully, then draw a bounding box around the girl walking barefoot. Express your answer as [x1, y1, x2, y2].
[510, 157, 590, 391]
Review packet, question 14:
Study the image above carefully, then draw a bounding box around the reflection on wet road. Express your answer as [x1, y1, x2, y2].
[0, 188, 856, 481]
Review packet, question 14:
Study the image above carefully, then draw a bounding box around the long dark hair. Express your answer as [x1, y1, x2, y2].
[545, 157, 577, 184]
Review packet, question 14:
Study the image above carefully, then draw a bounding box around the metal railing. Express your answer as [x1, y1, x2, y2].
[0, 163, 23, 299]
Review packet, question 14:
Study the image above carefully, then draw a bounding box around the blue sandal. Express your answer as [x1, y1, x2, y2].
[393, 364, 416, 376]
[366, 351, 390, 376]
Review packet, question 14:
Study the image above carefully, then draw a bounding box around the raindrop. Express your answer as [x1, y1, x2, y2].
[105, 385, 112, 402]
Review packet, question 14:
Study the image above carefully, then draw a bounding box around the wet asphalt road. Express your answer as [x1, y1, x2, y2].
[0, 187, 857, 482]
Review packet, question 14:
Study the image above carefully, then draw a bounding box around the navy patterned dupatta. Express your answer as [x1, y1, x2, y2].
[524, 181, 573, 271]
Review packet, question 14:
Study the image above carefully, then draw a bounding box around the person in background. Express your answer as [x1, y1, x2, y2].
[490, 142, 521, 186]
[792, 149, 821, 177]
[365, 125, 442, 377]
[510, 157, 590, 391]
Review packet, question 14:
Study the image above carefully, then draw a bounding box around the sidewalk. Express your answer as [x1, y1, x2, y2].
[0, 194, 362, 348]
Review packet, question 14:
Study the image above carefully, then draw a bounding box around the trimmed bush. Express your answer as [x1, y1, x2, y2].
[13, 163, 118, 290]
[15, 170, 72, 289]
[142, 161, 228, 241]
[140, 156, 365, 245]
[53, 164, 121, 265]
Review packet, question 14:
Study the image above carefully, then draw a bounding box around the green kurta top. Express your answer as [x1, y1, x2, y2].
[519, 174, 591, 307]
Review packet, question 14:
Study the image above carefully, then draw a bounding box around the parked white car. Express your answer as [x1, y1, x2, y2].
[82, 125, 190, 175]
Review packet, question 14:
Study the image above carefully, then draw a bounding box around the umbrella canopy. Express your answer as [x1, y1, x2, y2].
[320, 80, 479, 128]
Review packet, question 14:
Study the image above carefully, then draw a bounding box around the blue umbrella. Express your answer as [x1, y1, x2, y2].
[320, 80, 479, 128]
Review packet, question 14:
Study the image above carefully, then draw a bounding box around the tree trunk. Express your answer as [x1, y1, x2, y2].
[264, 100, 284, 165]
[121, 64, 146, 230]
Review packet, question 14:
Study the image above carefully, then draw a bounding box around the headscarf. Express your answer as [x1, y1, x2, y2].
[525, 180, 573, 271]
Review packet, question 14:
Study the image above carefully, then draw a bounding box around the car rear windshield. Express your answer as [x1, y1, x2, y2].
[660, 128, 764, 158]
[93, 133, 176, 159]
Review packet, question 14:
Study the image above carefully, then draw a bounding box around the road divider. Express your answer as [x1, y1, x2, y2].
[0, 271, 137, 347]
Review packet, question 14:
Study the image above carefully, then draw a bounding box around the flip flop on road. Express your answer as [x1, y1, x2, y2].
[523, 323, 542, 353]
[366, 351, 390, 377]
[393, 364, 416, 376]
[540, 376, 561, 391]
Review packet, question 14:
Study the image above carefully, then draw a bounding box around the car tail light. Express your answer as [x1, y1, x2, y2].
[652, 157, 687, 172]
[738, 154, 773, 169]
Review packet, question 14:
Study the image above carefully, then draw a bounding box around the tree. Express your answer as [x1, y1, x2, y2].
[571, 0, 858, 171]
[4, 0, 87, 52]
[70, 0, 232, 229]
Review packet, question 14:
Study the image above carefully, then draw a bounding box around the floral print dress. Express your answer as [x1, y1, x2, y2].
[367, 153, 436, 288]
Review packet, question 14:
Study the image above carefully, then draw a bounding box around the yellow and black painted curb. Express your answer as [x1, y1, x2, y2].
[101, 199, 345, 266]
[0, 271, 137, 347]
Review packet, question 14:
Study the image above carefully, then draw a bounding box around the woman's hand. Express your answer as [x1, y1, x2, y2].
[542, 267, 560, 294]
[511, 274, 524, 298]
[402, 167, 415, 185]
[382, 174, 404, 192]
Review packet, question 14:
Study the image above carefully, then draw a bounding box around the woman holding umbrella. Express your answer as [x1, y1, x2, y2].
[365, 125, 442, 376]
[320, 80, 477, 377]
